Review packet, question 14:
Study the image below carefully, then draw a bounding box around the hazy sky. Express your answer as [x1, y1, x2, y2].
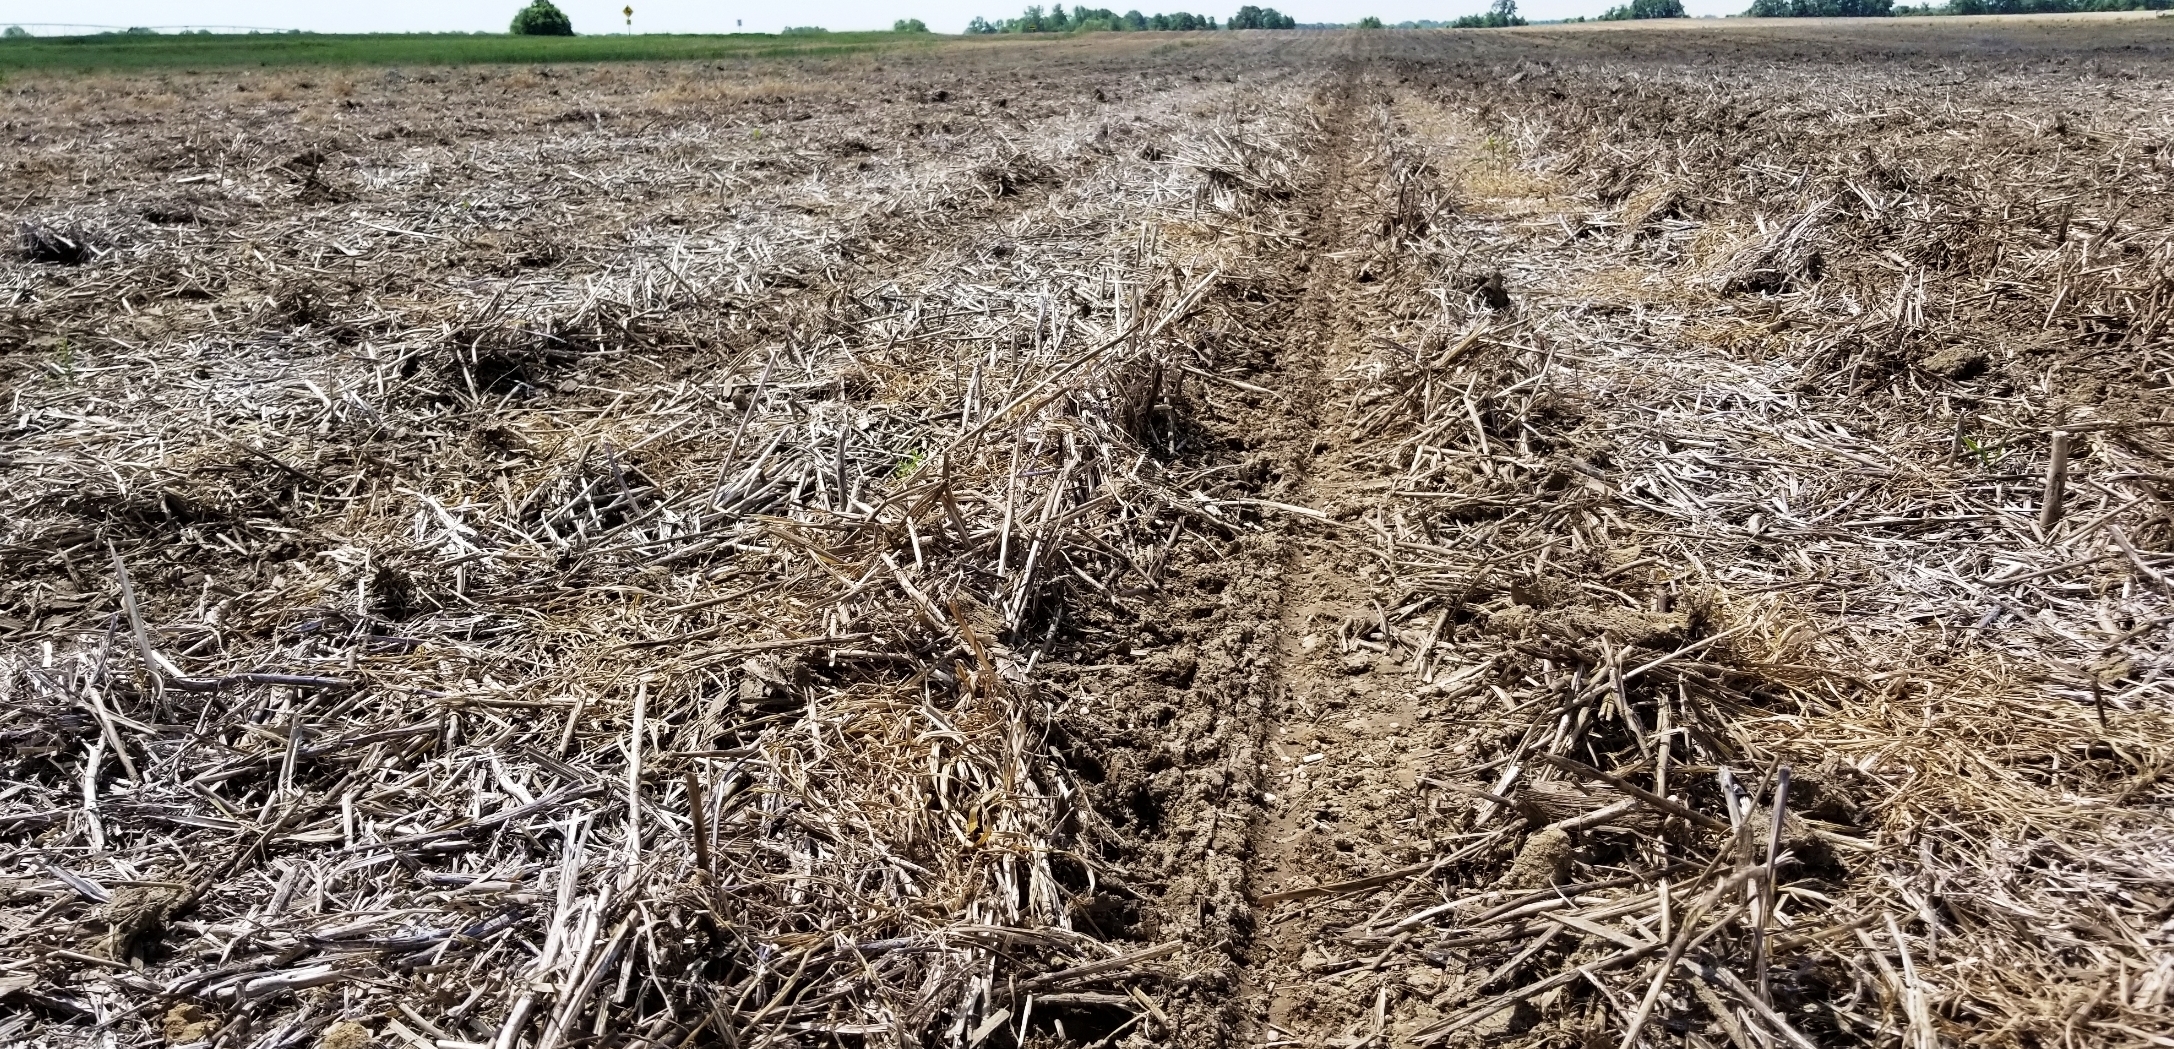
[0, 0, 1746, 36]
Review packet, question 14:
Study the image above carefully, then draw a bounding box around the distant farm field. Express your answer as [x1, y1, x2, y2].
[0, 30, 937, 72]
[5, 17, 2174, 1049]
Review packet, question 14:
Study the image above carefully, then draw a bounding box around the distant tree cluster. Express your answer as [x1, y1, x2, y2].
[1450, 0, 1527, 25]
[893, 18, 931, 31]
[510, 0, 575, 35]
[1930, 0, 2167, 10]
[1599, 0, 1685, 16]
[1759, 0, 2164, 12]
[1229, 5, 1299, 27]
[88, 25, 230, 35]
[1744, 0, 1887, 13]
[966, 5, 1220, 31]
[5, 25, 31, 37]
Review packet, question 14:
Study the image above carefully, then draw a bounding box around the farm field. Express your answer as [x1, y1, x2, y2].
[5, 18, 2174, 1049]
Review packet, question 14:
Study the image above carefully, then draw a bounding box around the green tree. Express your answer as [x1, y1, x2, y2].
[1068, 7, 1125, 29]
[976, 5, 1219, 30]
[1451, 0, 1526, 25]
[1230, 5, 1297, 26]
[3, 25, 29, 38]
[1600, 0, 1684, 15]
[510, 0, 575, 35]
[893, 17, 931, 30]
[1745, 0, 1892, 13]
[1356, 14, 1386, 25]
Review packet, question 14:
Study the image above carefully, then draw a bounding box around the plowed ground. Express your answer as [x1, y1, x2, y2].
[7, 19, 2174, 1049]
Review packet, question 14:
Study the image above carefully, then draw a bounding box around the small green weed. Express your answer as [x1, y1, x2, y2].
[1960, 435, 2003, 470]
[47, 338, 76, 384]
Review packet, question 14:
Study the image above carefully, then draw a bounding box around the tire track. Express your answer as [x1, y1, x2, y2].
[1118, 49, 1395, 1047]
[1026, 52, 1367, 1048]
[1196, 56, 1378, 1041]
[1226, 68, 1449, 1048]
[1225, 62, 1521, 1048]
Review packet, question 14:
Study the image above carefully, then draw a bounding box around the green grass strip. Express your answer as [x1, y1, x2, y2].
[0, 31, 952, 73]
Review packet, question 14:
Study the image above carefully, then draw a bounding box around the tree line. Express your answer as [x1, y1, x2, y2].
[960, 4, 1542, 31]
[1599, 0, 1685, 18]
[1450, 0, 1528, 25]
[962, 4, 1319, 32]
[487, 0, 2174, 42]
[966, 6, 1224, 31]
[1746, 0, 2164, 15]
[975, 0, 2164, 27]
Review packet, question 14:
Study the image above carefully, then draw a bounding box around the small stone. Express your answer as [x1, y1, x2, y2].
[1918, 344, 1987, 380]
[163, 1003, 217, 1045]
[1469, 999, 1539, 1037]
[1486, 604, 1535, 637]
[319, 1021, 373, 1049]
[1499, 827, 1573, 889]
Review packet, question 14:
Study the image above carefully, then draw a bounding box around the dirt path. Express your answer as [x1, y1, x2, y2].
[1050, 53, 1488, 1046]
[1229, 69, 1487, 1049]
[1070, 55, 1595, 1047]
[1216, 59, 1391, 1046]
[1019, 49, 1371, 1046]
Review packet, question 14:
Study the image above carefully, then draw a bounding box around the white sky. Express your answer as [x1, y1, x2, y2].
[0, 0, 1747, 36]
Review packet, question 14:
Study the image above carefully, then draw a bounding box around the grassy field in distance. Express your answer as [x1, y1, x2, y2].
[0, 30, 944, 72]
